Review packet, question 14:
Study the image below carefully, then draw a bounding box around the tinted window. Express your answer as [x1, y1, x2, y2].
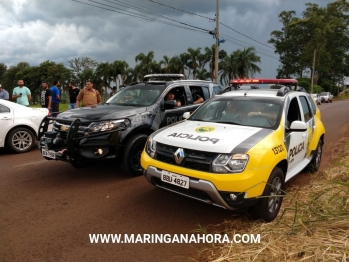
[0, 104, 10, 113]
[299, 96, 312, 122]
[213, 85, 222, 95]
[202, 86, 210, 100]
[106, 84, 166, 106]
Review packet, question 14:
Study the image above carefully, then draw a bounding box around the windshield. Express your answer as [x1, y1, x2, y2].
[106, 84, 165, 106]
[319, 92, 328, 96]
[189, 97, 283, 129]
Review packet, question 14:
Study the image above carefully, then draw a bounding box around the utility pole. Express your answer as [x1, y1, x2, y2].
[214, 0, 219, 83]
[310, 49, 316, 94]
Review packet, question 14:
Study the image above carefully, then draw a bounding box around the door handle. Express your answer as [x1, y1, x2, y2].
[1, 117, 12, 120]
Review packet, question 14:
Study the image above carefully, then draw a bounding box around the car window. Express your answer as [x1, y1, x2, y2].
[213, 85, 222, 95]
[189, 86, 205, 104]
[202, 86, 210, 100]
[286, 97, 302, 127]
[307, 94, 317, 114]
[164, 86, 187, 106]
[0, 104, 10, 113]
[299, 96, 312, 122]
[106, 84, 165, 106]
[189, 97, 282, 129]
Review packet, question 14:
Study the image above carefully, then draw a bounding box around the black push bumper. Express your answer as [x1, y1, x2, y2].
[38, 116, 130, 165]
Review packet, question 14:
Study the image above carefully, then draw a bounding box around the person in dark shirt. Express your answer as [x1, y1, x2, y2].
[68, 81, 80, 109]
[40, 81, 52, 110]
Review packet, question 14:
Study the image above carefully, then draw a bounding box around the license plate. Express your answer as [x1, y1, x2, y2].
[42, 149, 56, 159]
[161, 170, 189, 189]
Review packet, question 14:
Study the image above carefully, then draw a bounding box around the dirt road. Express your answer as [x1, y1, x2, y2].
[1, 99, 348, 262]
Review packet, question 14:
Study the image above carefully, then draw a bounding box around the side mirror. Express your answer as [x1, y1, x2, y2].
[182, 112, 190, 119]
[289, 120, 307, 132]
[164, 100, 177, 110]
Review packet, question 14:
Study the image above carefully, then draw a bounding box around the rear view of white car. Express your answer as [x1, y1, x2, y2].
[0, 100, 49, 153]
[311, 94, 321, 105]
[319, 92, 333, 103]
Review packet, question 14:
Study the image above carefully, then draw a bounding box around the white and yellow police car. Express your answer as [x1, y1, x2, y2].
[141, 85, 325, 222]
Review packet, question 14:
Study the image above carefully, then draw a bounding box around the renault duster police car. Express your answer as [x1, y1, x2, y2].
[38, 78, 222, 176]
[141, 83, 325, 222]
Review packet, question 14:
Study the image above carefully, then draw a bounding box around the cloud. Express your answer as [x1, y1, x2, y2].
[0, 0, 334, 79]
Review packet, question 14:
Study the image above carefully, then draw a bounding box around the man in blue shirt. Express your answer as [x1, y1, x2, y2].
[12, 79, 31, 106]
[0, 84, 9, 100]
[50, 80, 61, 116]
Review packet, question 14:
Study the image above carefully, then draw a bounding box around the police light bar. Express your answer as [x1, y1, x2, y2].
[230, 78, 298, 85]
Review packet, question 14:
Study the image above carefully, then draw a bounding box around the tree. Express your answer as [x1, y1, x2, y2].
[95, 62, 112, 100]
[0, 63, 7, 83]
[135, 51, 156, 78]
[219, 53, 238, 85]
[195, 68, 210, 80]
[159, 55, 171, 73]
[68, 57, 98, 79]
[269, 0, 349, 88]
[187, 47, 201, 79]
[201, 45, 227, 81]
[233, 47, 261, 79]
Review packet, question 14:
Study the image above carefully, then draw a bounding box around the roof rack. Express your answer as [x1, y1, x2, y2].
[276, 86, 291, 97]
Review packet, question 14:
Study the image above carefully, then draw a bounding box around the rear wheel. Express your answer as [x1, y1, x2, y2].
[6, 127, 35, 153]
[305, 140, 323, 173]
[121, 133, 148, 176]
[248, 167, 285, 222]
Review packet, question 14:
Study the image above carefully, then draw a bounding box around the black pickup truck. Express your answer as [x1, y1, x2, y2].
[38, 79, 222, 175]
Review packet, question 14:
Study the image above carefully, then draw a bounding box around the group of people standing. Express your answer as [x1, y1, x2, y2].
[0, 79, 102, 114]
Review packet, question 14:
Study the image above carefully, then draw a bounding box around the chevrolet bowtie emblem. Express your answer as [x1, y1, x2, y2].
[174, 148, 185, 164]
[60, 125, 68, 131]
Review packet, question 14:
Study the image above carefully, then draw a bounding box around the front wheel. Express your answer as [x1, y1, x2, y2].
[248, 167, 285, 222]
[121, 133, 148, 176]
[6, 127, 35, 153]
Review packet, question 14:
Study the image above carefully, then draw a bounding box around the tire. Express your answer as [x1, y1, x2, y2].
[248, 167, 285, 222]
[330, 100, 332, 103]
[121, 133, 148, 176]
[305, 140, 323, 173]
[6, 127, 35, 153]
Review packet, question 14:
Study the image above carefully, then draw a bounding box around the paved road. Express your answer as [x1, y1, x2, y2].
[1, 99, 348, 262]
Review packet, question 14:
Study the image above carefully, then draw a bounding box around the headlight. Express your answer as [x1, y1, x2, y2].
[145, 136, 156, 158]
[212, 154, 249, 173]
[87, 119, 130, 133]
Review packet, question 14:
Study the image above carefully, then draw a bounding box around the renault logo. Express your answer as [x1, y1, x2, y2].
[174, 148, 185, 164]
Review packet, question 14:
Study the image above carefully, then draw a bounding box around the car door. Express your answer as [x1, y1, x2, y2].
[159, 85, 198, 128]
[284, 94, 309, 176]
[0, 104, 14, 148]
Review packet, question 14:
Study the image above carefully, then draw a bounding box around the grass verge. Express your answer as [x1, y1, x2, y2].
[193, 141, 349, 262]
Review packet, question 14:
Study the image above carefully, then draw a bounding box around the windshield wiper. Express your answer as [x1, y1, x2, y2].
[215, 121, 242, 126]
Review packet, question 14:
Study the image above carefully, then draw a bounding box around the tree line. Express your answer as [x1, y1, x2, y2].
[0, 0, 348, 102]
[0, 46, 261, 102]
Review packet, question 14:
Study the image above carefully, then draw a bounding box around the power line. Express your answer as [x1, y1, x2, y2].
[72, 0, 209, 33]
[147, 0, 215, 21]
[146, 0, 274, 50]
[221, 34, 278, 59]
[220, 22, 274, 50]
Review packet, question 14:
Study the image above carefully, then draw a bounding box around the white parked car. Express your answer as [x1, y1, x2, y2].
[311, 94, 321, 105]
[319, 92, 333, 103]
[0, 100, 49, 153]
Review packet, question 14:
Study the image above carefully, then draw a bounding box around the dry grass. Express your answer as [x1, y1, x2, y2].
[194, 141, 349, 262]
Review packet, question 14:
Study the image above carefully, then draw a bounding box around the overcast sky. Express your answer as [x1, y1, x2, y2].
[0, 0, 334, 79]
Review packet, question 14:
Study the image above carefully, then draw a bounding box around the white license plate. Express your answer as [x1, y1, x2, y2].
[42, 149, 56, 159]
[161, 170, 189, 189]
